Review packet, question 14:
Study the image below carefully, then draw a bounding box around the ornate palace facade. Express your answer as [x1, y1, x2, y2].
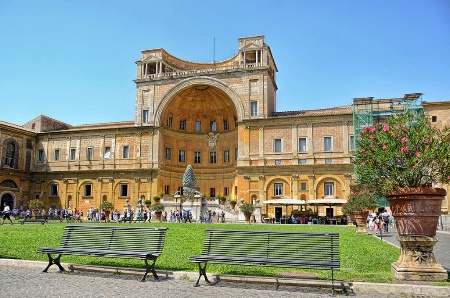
[1, 35, 449, 219]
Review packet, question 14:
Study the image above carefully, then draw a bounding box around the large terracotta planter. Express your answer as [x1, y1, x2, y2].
[387, 187, 447, 281]
[154, 211, 163, 222]
[32, 209, 40, 216]
[244, 212, 252, 224]
[387, 187, 445, 237]
[353, 211, 369, 234]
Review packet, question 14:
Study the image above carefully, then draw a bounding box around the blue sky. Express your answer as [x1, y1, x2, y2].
[1, 0, 449, 126]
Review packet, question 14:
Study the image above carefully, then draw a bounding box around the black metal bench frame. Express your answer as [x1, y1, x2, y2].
[189, 229, 340, 292]
[19, 215, 47, 225]
[38, 225, 168, 281]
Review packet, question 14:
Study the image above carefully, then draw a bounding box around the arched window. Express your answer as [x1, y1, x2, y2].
[2, 139, 19, 169]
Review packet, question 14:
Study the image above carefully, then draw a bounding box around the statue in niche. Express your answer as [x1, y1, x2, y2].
[205, 132, 220, 149]
[68, 199, 72, 210]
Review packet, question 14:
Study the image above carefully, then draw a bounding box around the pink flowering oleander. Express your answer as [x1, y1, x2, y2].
[354, 111, 450, 197]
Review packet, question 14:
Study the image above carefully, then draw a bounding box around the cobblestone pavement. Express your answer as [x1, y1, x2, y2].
[0, 265, 440, 298]
[368, 226, 450, 270]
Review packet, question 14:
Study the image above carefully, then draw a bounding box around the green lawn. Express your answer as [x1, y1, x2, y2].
[0, 222, 400, 283]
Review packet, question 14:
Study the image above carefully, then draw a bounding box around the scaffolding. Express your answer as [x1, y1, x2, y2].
[352, 93, 423, 141]
[352, 93, 423, 206]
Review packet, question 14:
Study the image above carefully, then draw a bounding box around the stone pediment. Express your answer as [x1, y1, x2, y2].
[240, 43, 262, 51]
[142, 55, 162, 63]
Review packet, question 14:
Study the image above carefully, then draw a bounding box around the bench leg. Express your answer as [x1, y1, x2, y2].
[194, 263, 213, 287]
[141, 256, 158, 282]
[43, 253, 66, 273]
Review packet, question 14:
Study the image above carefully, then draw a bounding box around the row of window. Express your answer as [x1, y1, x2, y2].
[38, 146, 124, 162]
[165, 148, 237, 163]
[274, 136, 355, 153]
[37, 135, 355, 162]
[143, 111, 234, 132]
[49, 183, 130, 198]
[48, 181, 333, 198]
[273, 182, 334, 196]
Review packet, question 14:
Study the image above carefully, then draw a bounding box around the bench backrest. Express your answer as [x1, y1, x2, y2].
[201, 229, 340, 267]
[60, 225, 167, 254]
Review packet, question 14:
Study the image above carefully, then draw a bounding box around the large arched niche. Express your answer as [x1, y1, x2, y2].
[154, 77, 243, 127]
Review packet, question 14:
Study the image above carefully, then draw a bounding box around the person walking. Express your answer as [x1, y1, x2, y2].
[1, 202, 14, 225]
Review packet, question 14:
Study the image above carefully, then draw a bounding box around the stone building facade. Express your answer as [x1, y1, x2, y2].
[0, 35, 448, 220]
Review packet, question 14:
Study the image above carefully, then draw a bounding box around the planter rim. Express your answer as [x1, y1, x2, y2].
[387, 187, 446, 197]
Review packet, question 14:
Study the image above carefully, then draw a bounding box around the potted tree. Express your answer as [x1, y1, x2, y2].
[144, 199, 152, 207]
[151, 202, 165, 222]
[99, 201, 114, 221]
[230, 200, 237, 209]
[28, 198, 44, 216]
[219, 196, 227, 205]
[153, 196, 161, 203]
[342, 184, 378, 234]
[239, 203, 255, 224]
[354, 111, 450, 281]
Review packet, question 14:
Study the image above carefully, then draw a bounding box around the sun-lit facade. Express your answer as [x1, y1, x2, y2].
[1, 35, 448, 221]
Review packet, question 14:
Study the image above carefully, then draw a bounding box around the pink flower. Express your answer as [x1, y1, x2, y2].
[447, 176, 450, 180]
[361, 162, 366, 166]
[370, 127, 376, 133]
[415, 152, 421, 157]
[401, 147, 408, 152]
[424, 138, 429, 143]
[383, 125, 390, 131]
[382, 145, 387, 150]
[360, 149, 364, 153]
[436, 127, 440, 132]
[401, 137, 408, 143]
[413, 163, 419, 168]
[370, 135, 374, 139]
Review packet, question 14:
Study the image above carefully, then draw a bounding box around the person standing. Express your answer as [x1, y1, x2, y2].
[1, 202, 13, 225]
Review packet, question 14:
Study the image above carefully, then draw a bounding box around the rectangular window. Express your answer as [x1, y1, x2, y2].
[250, 101, 257, 116]
[235, 147, 238, 161]
[224, 150, 230, 163]
[167, 116, 172, 127]
[164, 185, 170, 195]
[224, 187, 229, 196]
[54, 149, 60, 161]
[223, 119, 229, 130]
[104, 147, 111, 159]
[301, 183, 307, 191]
[274, 139, 282, 153]
[210, 188, 216, 197]
[274, 183, 283, 196]
[275, 159, 281, 165]
[349, 135, 355, 151]
[142, 110, 149, 123]
[194, 121, 201, 132]
[87, 147, 93, 160]
[165, 147, 171, 160]
[194, 151, 201, 164]
[325, 158, 332, 164]
[178, 150, 185, 162]
[84, 184, 92, 197]
[38, 150, 44, 162]
[299, 137, 307, 152]
[432, 116, 437, 122]
[299, 159, 306, 164]
[324, 182, 334, 196]
[210, 121, 217, 132]
[123, 146, 129, 158]
[50, 184, 58, 197]
[210, 151, 217, 163]
[324, 136, 332, 151]
[180, 119, 186, 130]
[120, 184, 128, 197]
[70, 148, 76, 160]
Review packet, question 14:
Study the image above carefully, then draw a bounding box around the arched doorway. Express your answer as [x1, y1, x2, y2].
[1, 193, 15, 209]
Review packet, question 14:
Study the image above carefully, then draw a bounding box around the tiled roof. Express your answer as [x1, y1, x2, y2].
[271, 105, 353, 118]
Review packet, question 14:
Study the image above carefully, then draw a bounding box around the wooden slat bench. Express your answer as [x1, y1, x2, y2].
[189, 229, 340, 292]
[38, 225, 168, 281]
[18, 215, 47, 225]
